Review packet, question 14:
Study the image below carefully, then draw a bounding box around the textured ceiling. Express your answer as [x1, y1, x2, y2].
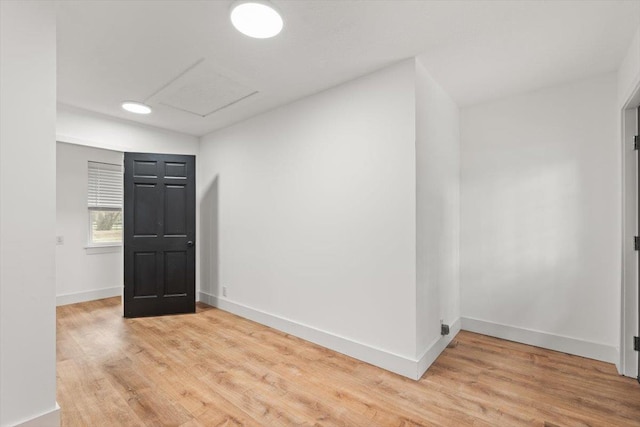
[57, 0, 640, 136]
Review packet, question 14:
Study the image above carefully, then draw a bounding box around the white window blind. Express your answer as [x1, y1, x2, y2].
[88, 161, 122, 209]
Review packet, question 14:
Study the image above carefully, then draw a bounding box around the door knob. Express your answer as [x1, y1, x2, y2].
[186, 241, 194, 247]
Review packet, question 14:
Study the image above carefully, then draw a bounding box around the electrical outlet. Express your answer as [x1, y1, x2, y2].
[440, 318, 450, 336]
[222, 286, 227, 297]
[56, 236, 64, 245]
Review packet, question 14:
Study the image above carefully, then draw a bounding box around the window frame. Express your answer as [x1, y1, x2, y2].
[87, 207, 123, 247]
[87, 161, 123, 248]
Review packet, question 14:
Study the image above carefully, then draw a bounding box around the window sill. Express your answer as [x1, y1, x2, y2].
[84, 245, 122, 255]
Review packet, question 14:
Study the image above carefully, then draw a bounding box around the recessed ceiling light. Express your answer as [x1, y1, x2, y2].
[121, 101, 152, 115]
[230, 1, 283, 39]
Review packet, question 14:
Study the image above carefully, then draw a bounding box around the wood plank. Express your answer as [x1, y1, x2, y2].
[57, 297, 640, 426]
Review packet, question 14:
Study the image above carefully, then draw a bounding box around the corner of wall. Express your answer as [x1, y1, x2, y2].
[413, 57, 462, 370]
[416, 318, 461, 380]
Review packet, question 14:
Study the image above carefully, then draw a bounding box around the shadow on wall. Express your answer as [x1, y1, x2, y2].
[200, 175, 219, 297]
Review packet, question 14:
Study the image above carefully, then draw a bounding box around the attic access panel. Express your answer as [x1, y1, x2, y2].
[148, 59, 258, 117]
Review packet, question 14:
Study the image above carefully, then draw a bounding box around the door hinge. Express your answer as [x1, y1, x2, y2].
[634, 336, 640, 351]
[635, 236, 640, 250]
[635, 135, 640, 150]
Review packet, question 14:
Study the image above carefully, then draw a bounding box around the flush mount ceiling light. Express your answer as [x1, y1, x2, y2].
[121, 101, 152, 115]
[230, 1, 283, 39]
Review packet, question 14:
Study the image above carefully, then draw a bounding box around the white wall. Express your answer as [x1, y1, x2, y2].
[618, 27, 640, 108]
[460, 73, 620, 363]
[0, 2, 59, 426]
[414, 59, 461, 367]
[56, 142, 123, 305]
[199, 60, 420, 375]
[619, 25, 640, 378]
[57, 104, 199, 155]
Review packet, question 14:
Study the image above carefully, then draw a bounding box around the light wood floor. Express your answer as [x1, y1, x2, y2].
[57, 297, 640, 426]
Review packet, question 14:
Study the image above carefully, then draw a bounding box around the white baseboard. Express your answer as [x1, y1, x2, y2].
[198, 291, 217, 306]
[13, 402, 60, 427]
[56, 286, 121, 306]
[461, 317, 619, 364]
[416, 318, 461, 379]
[200, 292, 457, 380]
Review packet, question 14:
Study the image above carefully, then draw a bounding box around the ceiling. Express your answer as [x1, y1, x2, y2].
[57, 0, 640, 136]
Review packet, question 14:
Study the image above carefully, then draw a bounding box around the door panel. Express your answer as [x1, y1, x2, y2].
[165, 161, 187, 178]
[164, 251, 188, 295]
[124, 152, 196, 318]
[134, 160, 158, 177]
[134, 252, 157, 297]
[134, 184, 158, 236]
[164, 185, 187, 235]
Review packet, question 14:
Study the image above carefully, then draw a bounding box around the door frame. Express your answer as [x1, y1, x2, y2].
[620, 80, 640, 379]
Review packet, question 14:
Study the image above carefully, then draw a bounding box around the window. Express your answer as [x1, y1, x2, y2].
[88, 161, 123, 245]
